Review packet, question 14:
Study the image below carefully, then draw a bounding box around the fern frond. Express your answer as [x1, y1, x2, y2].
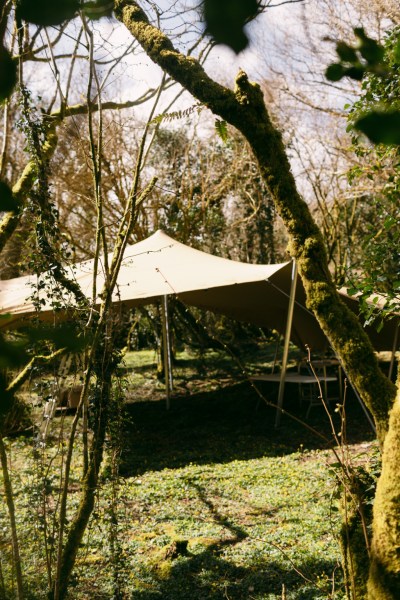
[215, 119, 228, 143]
[152, 103, 203, 125]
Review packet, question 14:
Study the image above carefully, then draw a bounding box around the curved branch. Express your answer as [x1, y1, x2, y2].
[0, 122, 59, 252]
[6, 346, 67, 394]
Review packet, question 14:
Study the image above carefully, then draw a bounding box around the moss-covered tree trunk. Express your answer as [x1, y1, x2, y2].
[368, 375, 400, 599]
[0, 433, 24, 599]
[340, 468, 375, 599]
[113, 3, 399, 599]
[54, 369, 111, 600]
[0, 122, 59, 253]
[113, 0, 395, 442]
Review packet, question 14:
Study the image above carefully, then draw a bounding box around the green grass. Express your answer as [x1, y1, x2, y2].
[94, 452, 344, 600]
[0, 347, 378, 599]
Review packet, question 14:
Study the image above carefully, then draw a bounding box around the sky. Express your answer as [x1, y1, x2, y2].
[21, 1, 348, 118]
[16, 0, 360, 213]
[17, 0, 377, 207]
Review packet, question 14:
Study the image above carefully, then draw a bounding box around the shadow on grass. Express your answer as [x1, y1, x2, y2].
[120, 380, 375, 477]
[127, 477, 342, 600]
[124, 354, 240, 375]
[129, 554, 340, 600]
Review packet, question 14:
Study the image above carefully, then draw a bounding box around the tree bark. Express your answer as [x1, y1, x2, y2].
[55, 373, 110, 600]
[0, 433, 24, 599]
[0, 123, 59, 253]
[368, 374, 400, 599]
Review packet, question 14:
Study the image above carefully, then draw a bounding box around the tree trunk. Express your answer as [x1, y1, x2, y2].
[340, 468, 375, 600]
[368, 375, 400, 599]
[0, 433, 24, 599]
[114, 0, 396, 444]
[55, 372, 111, 600]
[0, 123, 59, 253]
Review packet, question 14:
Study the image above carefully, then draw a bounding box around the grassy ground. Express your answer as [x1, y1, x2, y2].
[0, 346, 378, 599]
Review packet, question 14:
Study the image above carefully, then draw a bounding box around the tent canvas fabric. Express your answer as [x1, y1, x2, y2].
[0, 230, 397, 352]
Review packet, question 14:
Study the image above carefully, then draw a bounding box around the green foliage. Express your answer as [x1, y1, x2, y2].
[343, 27, 400, 321]
[0, 331, 28, 418]
[115, 454, 342, 599]
[203, 0, 259, 53]
[0, 47, 17, 104]
[0, 332, 29, 370]
[326, 62, 364, 82]
[327, 27, 400, 146]
[0, 376, 355, 597]
[16, 0, 81, 26]
[0, 322, 89, 421]
[83, 0, 114, 20]
[214, 118, 228, 143]
[0, 181, 18, 212]
[1, 396, 32, 435]
[16, 0, 113, 26]
[353, 27, 385, 64]
[326, 28, 389, 83]
[26, 322, 91, 353]
[0, 342, 377, 598]
[152, 103, 203, 125]
[355, 110, 400, 145]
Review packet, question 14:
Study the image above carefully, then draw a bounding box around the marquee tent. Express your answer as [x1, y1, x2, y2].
[1, 229, 398, 424]
[0, 230, 397, 354]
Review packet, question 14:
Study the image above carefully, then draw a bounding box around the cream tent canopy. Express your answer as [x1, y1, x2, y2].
[0, 230, 397, 353]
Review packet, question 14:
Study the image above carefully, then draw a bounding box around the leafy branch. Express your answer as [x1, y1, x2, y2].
[326, 27, 400, 145]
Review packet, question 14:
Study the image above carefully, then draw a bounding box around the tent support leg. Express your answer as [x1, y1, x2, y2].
[161, 295, 173, 409]
[335, 359, 376, 434]
[275, 260, 298, 428]
[388, 318, 399, 381]
[350, 384, 376, 433]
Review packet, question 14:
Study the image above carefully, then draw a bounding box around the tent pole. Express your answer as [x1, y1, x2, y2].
[388, 318, 399, 381]
[161, 295, 173, 409]
[275, 259, 298, 428]
[342, 367, 376, 433]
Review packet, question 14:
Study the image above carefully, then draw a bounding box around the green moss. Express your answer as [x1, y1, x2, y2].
[339, 469, 375, 600]
[368, 390, 400, 599]
[0, 121, 59, 252]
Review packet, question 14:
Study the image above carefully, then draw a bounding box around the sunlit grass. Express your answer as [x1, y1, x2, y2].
[0, 347, 377, 599]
